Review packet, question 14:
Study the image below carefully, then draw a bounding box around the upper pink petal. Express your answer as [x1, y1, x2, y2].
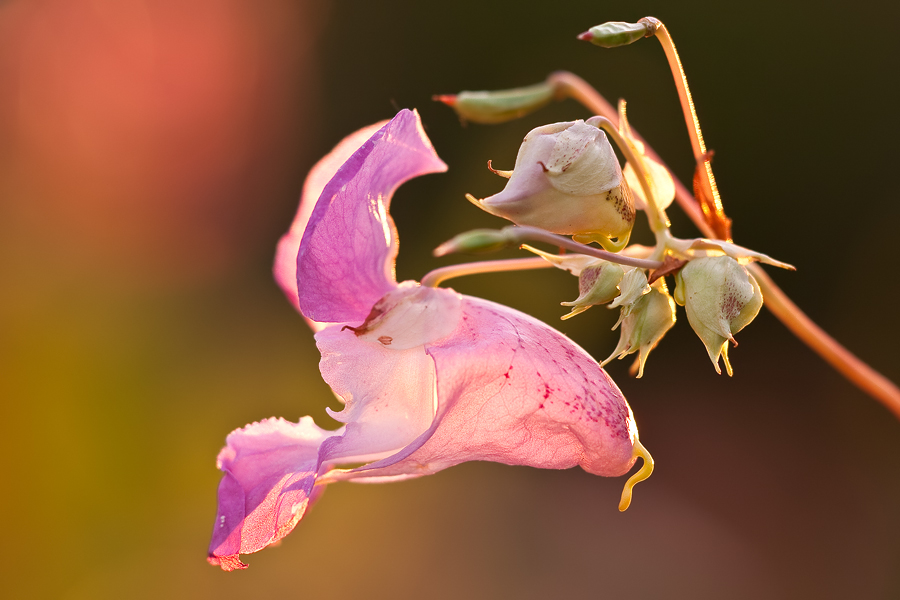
[273, 119, 388, 324]
[296, 109, 447, 324]
[207, 417, 335, 571]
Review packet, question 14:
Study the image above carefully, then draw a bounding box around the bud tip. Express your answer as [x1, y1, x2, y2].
[432, 242, 453, 257]
[432, 94, 457, 107]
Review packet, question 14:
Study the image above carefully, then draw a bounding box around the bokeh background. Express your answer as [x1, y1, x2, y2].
[1, 1, 898, 598]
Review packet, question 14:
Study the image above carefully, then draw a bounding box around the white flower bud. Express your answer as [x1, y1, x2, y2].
[674, 256, 763, 376]
[468, 120, 636, 252]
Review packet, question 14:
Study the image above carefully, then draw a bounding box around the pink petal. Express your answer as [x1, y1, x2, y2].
[322, 293, 637, 481]
[273, 119, 388, 326]
[296, 109, 447, 324]
[425, 296, 638, 477]
[315, 321, 438, 466]
[207, 417, 334, 571]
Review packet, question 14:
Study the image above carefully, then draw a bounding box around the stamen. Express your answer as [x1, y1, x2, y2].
[618, 439, 654, 511]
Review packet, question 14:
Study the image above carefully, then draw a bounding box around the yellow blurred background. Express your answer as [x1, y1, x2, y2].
[1, 1, 898, 598]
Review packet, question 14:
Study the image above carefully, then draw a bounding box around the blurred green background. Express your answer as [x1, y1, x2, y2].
[1, 1, 898, 598]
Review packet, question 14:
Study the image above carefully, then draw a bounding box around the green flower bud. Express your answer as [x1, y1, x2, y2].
[577, 20, 656, 48]
[433, 228, 516, 255]
[674, 256, 763, 376]
[433, 81, 556, 124]
[602, 280, 676, 378]
[560, 260, 626, 320]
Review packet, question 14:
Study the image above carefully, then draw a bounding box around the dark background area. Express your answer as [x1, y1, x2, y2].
[1, 0, 898, 598]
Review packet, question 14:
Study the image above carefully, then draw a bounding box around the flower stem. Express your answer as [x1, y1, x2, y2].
[420, 257, 551, 288]
[433, 225, 665, 271]
[747, 264, 900, 419]
[507, 226, 664, 269]
[552, 71, 900, 418]
[549, 71, 617, 121]
[643, 19, 707, 160]
[644, 18, 728, 239]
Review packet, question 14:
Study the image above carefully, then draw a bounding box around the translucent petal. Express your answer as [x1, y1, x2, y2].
[207, 417, 335, 571]
[273, 120, 388, 327]
[314, 286, 461, 466]
[296, 110, 447, 323]
[337, 296, 638, 481]
[521, 244, 601, 276]
[623, 156, 675, 212]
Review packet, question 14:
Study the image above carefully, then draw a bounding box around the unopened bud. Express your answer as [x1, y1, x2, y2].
[577, 20, 656, 48]
[602, 280, 676, 378]
[468, 120, 636, 252]
[674, 256, 763, 376]
[433, 228, 516, 256]
[434, 81, 556, 124]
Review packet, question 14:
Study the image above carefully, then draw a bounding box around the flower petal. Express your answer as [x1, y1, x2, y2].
[311, 285, 462, 468]
[207, 417, 335, 571]
[315, 322, 439, 466]
[521, 243, 601, 276]
[623, 156, 675, 212]
[296, 109, 447, 323]
[273, 120, 388, 325]
[335, 295, 638, 481]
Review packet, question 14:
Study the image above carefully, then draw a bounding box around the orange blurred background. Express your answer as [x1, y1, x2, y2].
[1, 1, 898, 598]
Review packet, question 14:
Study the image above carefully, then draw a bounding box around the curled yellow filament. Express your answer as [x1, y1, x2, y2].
[618, 439, 654, 511]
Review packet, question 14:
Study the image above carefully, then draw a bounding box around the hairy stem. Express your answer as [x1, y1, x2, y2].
[644, 18, 724, 230]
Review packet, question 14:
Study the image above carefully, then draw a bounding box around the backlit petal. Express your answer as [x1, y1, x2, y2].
[296, 109, 447, 323]
[313, 285, 461, 467]
[273, 120, 387, 325]
[340, 295, 638, 481]
[316, 324, 438, 466]
[207, 417, 334, 571]
[623, 155, 675, 212]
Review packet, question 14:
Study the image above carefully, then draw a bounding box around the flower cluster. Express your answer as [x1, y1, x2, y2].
[205, 14, 862, 573]
[441, 107, 789, 377]
[207, 110, 650, 571]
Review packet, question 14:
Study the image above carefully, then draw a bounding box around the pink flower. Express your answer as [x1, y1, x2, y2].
[208, 109, 643, 571]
